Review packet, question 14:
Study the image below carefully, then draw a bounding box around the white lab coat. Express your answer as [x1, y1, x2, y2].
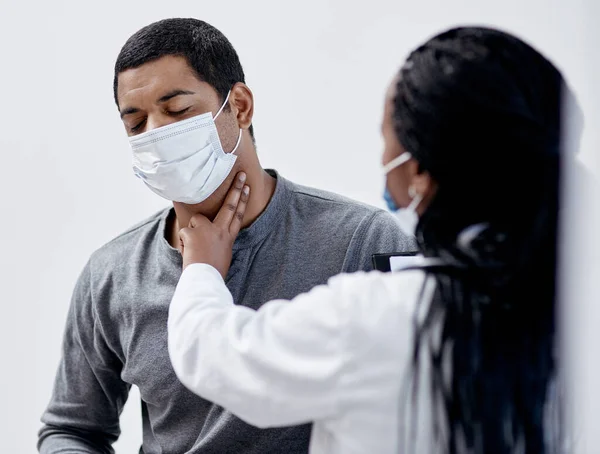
[168, 264, 436, 454]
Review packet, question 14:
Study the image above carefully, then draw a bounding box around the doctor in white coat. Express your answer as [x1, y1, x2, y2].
[168, 27, 574, 454]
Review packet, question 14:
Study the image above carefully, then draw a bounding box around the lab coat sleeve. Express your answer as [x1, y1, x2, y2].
[38, 260, 129, 454]
[168, 263, 354, 428]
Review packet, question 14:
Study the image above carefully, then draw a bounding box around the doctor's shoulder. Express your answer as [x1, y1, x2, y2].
[317, 269, 426, 398]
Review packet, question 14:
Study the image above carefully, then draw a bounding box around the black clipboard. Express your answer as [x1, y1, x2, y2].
[372, 251, 419, 272]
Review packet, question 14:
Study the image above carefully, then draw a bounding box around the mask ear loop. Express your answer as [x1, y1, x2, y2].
[214, 90, 232, 120]
[214, 90, 244, 155]
[229, 129, 243, 154]
[383, 152, 413, 175]
[407, 185, 423, 212]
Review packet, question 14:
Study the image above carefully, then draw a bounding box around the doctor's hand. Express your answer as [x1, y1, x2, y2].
[179, 172, 250, 278]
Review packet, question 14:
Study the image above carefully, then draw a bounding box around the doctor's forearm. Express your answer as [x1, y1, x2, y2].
[168, 264, 238, 394]
[169, 264, 348, 427]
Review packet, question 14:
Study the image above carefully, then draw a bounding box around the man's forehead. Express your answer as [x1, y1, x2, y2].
[120, 59, 182, 84]
[117, 57, 207, 103]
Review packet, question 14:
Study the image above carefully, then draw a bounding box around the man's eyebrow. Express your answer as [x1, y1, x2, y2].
[120, 107, 139, 119]
[157, 89, 196, 103]
[119, 90, 196, 119]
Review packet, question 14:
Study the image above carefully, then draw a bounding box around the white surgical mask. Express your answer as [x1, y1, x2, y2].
[382, 151, 422, 237]
[391, 187, 422, 237]
[129, 91, 242, 204]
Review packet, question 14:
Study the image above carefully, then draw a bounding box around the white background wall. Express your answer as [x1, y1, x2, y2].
[0, 0, 597, 452]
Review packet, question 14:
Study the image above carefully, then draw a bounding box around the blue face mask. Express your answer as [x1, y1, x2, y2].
[383, 188, 398, 212]
[382, 151, 422, 237]
[382, 152, 412, 212]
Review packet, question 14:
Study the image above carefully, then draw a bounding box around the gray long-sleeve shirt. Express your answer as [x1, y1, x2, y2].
[39, 171, 416, 454]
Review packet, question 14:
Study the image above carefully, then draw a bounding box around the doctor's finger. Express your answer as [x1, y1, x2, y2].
[229, 185, 250, 236]
[214, 172, 246, 229]
[189, 213, 210, 229]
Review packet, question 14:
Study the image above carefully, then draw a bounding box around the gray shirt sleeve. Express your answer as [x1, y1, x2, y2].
[342, 210, 418, 273]
[38, 260, 130, 454]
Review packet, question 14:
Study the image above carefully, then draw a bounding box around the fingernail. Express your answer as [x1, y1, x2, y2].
[239, 172, 247, 183]
[243, 185, 250, 195]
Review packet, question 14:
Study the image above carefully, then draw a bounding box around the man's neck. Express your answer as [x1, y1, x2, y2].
[168, 168, 276, 251]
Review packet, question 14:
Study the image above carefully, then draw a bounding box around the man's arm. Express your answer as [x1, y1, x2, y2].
[38, 260, 130, 454]
[343, 210, 418, 273]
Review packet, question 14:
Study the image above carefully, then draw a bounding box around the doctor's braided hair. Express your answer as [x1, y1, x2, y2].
[393, 27, 576, 453]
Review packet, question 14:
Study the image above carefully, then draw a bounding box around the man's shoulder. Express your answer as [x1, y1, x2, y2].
[283, 179, 417, 257]
[287, 181, 382, 219]
[286, 180, 408, 235]
[89, 208, 169, 267]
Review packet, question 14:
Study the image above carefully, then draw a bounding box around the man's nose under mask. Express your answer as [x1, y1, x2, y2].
[129, 91, 242, 205]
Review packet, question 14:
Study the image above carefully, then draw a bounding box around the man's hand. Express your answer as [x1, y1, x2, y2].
[179, 172, 250, 278]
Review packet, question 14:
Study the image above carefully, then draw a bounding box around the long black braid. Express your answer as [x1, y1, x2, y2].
[393, 27, 575, 453]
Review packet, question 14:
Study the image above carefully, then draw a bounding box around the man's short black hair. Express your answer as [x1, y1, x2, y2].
[114, 18, 254, 137]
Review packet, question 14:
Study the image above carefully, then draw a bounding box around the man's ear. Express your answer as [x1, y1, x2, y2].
[230, 83, 254, 130]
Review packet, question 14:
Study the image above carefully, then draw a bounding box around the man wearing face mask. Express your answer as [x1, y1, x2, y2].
[38, 18, 416, 454]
